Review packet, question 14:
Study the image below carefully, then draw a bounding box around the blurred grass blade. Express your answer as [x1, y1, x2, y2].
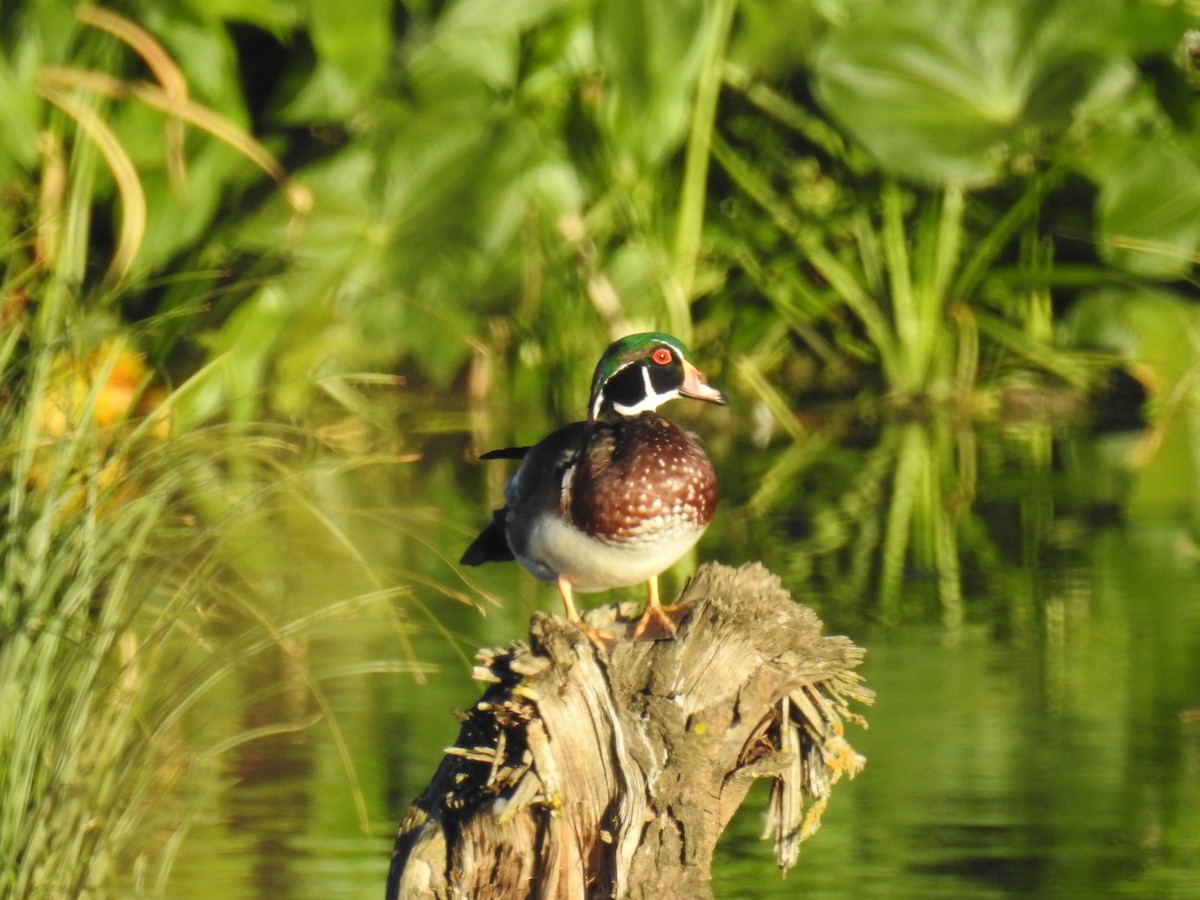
[673, 0, 737, 338]
[38, 66, 312, 217]
[38, 85, 144, 285]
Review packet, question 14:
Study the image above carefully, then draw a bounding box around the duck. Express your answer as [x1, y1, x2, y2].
[461, 332, 727, 644]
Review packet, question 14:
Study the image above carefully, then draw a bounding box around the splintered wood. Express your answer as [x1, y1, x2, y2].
[387, 562, 873, 900]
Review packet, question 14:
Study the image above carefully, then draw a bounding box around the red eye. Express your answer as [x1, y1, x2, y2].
[651, 348, 673, 365]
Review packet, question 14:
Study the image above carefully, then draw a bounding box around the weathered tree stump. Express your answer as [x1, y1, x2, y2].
[386, 562, 872, 900]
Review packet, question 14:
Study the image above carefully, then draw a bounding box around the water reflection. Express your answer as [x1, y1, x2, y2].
[168, 412, 1200, 898]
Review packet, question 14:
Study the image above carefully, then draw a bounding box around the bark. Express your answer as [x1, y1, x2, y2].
[386, 562, 872, 900]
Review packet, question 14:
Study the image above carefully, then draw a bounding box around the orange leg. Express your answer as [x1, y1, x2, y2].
[557, 575, 615, 651]
[556, 574, 583, 623]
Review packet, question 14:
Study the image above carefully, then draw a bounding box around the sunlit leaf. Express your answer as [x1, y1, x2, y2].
[1091, 138, 1200, 279]
[810, 0, 1170, 186]
[175, 0, 304, 35]
[310, 0, 391, 96]
[0, 54, 41, 171]
[1061, 286, 1200, 390]
[593, 0, 708, 169]
[439, 0, 584, 32]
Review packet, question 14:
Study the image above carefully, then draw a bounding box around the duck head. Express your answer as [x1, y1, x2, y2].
[586, 332, 727, 424]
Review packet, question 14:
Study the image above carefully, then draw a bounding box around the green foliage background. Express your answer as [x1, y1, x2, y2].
[4, 0, 1200, 894]
[4, 0, 1200, 416]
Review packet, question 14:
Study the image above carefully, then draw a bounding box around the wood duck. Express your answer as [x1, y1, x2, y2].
[461, 332, 728, 642]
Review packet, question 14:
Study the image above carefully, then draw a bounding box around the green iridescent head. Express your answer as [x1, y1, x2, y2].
[587, 332, 727, 423]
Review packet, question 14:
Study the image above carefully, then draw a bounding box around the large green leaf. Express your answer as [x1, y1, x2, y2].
[1062, 286, 1200, 391]
[810, 0, 1179, 186]
[176, 0, 303, 35]
[270, 0, 394, 121]
[0, 51, 40, 175]
[438, 0, 583, 31]
[1090, 137, 1200, 280]
[0, 1, 86, 175]
[593, 0, 708, 170]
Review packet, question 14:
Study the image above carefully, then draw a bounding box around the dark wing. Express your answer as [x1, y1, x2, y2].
[500, 422, 588, 513]
[459, 447, 531, 567]
[460, 448, 526, 566]
[462, 422, 589, 567]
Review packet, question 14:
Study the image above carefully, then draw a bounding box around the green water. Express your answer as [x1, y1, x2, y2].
[168, 414, 1200, 899]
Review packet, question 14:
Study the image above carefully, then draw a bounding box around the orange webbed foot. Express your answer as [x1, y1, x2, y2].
[631, 576, 686, 640]
[557, 575, 617, 652]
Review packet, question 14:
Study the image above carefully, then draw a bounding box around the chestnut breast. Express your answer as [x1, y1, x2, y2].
[566, 412, 718, 545]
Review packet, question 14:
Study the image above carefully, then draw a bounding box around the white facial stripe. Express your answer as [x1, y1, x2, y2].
[610, 365, 677, 415]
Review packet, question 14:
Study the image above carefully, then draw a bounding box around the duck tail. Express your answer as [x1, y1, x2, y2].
[460, 508, 514, 565]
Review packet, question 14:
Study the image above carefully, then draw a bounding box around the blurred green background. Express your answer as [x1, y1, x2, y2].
[2, 0, 1200, 896]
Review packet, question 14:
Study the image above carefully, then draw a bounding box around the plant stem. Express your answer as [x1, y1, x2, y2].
[881, 181, 917, 391]
[671, 0, 737, 341]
